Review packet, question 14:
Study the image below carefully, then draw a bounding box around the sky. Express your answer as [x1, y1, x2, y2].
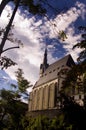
[0, 0, 86, 87]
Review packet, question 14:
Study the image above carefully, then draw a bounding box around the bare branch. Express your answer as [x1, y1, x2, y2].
[3, 46, 19, 53]
[0, 0, 21, 56]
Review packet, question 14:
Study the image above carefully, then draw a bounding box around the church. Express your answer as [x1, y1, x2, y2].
[28, 49, 83, 117]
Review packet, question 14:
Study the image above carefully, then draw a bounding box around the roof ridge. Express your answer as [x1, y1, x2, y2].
[48, 54, 71, 67]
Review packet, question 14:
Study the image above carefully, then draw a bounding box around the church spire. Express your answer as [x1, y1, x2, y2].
[40, 47, 49, 77]
[43, 47, 48, 65]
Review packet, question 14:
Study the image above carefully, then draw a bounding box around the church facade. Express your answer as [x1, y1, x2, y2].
[28, 49, 77, 113]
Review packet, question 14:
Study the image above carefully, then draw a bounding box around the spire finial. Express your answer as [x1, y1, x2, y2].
[43, 44, 48, 64]
[39, 44, 49, 77]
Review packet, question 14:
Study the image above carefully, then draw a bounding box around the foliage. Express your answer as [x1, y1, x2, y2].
[73, 26, 86, 62]
[0, 0, 47, 16]
[0, 0, 46, 69]
[20, 0, 46, 15]
[60, 26, 86, 102]
[23, 116, 57, 130]
[19, 115, 74, 130]
[0, 0, 21, 69]
[0, 0, 68, 70]
[54, 26, 86, 130]
[0, 89, 28, 130]
[15, 68, 32, 97]
[58, 30, 67, 41]
[0, 56, 17, 69]
[60, 93, 86, 130]
[0, 68, 32, 130]
[61, 62, 86, 94]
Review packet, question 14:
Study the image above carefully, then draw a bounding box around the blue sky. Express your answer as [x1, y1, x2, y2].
[0, 0, 86, 86]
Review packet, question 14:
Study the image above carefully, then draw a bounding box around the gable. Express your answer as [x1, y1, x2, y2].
[34, 54, 75, 88]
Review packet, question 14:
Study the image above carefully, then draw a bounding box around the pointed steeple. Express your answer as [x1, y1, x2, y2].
[40, 47, 49, 77]
[43, 48, 48, 65]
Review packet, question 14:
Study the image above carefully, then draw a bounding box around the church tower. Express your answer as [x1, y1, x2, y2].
[40, 48, 49, 77]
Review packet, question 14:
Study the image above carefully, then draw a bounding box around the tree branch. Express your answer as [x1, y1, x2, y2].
[3, 46, 19, 53]
[0, 0, 21, 56]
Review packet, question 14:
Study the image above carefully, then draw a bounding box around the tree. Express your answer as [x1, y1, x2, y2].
[55, 26, 86, 130]
[61, 26, 86, 102]
[0, 0, 21, 69]
[0, 68, 32, 130]
[59, 93, 86, 130]
[0, 0, 46, 16]
[0, 0, 46, 69]
[0, 89, 28, 130]
[0, 0, 67, 69]
[15, 68, 33, 100]
[73, 26, 86, 62]
[0, 0, 21, 56]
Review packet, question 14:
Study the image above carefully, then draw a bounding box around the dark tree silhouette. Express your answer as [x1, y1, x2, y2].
[0, 0, 21, 69]
[0, 0, 21, 56]
[0, 0, 13, 16]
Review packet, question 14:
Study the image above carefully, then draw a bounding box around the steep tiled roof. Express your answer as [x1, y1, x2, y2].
[34, 54, 75, 88]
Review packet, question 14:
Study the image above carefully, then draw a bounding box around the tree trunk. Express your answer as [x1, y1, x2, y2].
[0, 0, 13, 16]
[0, 0, 21, 56]
[83, 73, 86, 108]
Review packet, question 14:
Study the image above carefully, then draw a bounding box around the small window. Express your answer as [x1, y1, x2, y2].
[53, 69, 55, 72]
[49, 71, 52, 73]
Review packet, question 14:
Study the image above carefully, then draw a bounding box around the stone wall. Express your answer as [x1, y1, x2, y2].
[28, 81, 58, 111]
[27, 108, 61, 118]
